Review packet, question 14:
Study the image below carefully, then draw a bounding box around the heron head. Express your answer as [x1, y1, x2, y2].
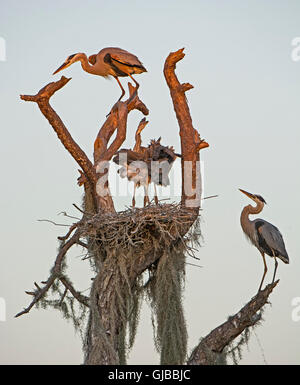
[53, 53, 81, 75]
[239, 189, 267, 205]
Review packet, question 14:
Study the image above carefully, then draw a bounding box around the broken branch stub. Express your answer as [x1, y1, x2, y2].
[164, 48, 209, 208]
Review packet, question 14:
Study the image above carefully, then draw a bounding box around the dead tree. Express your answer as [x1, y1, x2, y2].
[17, 49, 278, 365]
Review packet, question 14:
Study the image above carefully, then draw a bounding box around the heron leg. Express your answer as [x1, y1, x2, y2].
[258, 252, 268, 292]
[272, 252, 278, 284]
[114, 76, 126, 101]
[128, 73, 140, 90]
[132, 183, 136, 208]
[143, 184, 150, 207]
[154, 183, 159, 205]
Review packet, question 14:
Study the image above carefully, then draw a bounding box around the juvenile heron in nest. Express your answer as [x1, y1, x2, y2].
[239, 188, 289, 292]
[53, 47, 147, 100]
[113, 119, 180, 207]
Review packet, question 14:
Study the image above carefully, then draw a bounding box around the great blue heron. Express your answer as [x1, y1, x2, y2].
[53, 47, 147, 100]
[239, 188, 289, 292]
[112, 120, 180, 207]
[113, 148, 150, 207]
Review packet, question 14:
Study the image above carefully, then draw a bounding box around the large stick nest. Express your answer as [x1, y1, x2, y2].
[79, 203, 200, 255]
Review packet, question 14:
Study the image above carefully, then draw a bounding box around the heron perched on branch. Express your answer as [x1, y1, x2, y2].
[239, 188, 289, 292]
[113, 119, 180, 207]
[53, 47, 147, 100]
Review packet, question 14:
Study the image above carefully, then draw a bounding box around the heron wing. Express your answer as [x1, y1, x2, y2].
[109, 52, 146, 70]
[149, 142, 178, 164]
[113, 149, 146, 166]
[98, 47, 146, 69]
[256, 219, 289, 261]
[158, 146, 177, 163]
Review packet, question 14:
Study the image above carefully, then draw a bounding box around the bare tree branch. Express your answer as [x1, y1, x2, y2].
[15, 230, 81, 318]
[60, 276, 89, 307]
[91, 83, 149, 213]
[187, 280, 279, 365]
[93, 83, 149, 164]
[20, 77, 149, 215]
[164, 48, 209, 208]
[20, 76, 97, 190]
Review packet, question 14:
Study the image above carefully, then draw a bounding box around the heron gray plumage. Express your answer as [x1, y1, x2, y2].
[53, 47, 147, 100]
[239, 188, 289, 292]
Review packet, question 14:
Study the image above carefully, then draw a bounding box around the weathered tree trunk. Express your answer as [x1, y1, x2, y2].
[84, 49, 207, 364]
[164, 49, 209, 208]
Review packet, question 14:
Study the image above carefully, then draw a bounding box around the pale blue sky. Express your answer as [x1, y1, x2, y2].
[0, 0, 299, 364]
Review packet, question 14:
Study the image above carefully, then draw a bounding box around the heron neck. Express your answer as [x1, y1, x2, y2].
[240, 201, 264, 227]
[78, 54, 99, 75]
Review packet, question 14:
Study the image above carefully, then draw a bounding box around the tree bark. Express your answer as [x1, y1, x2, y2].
[187, 281, 278, 365]
[164, 48, 209, 208]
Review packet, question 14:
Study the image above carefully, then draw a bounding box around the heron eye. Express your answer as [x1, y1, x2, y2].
[67, 53, 76, 61]
[255, 195, 266, 203]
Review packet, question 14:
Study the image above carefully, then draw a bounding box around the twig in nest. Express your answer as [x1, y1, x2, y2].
[58, 211, 80, 220]
[73, 203, 85, 214]
[57, 223, 79, 241]
[77, 240, 88, 249]
[185, 262, 203, 269]
[37, 219, 70, 227]
[72, 203, 93, 217]
[202, 195, 219, 200]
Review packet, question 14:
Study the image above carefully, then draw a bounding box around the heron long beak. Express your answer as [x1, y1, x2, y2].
[239, 188, 256, 200]
[53, 61, 71, 75]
